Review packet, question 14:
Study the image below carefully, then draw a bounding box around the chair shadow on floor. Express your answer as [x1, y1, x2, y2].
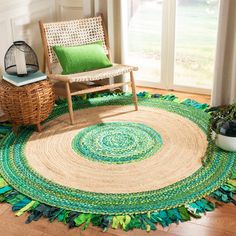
[28, 101, 138, 142]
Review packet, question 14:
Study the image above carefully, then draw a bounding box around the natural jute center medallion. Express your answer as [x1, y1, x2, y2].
[72, 122, 163, 164]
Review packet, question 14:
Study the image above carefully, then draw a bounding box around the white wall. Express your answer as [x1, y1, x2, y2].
[0, 0, 84, 74]
[55, 0, 83, 21]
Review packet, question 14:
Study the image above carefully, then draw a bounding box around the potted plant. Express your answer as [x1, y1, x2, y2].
[209, 103, 236, 152]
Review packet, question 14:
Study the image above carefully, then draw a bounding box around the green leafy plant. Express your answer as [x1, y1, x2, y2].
[201, 103, 236, 165]
[208, 103, 236, 139]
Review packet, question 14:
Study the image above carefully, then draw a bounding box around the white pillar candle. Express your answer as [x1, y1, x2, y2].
[14, 46, 27, 75]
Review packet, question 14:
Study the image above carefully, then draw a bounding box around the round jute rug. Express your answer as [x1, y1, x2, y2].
[0, 96, 235, 215]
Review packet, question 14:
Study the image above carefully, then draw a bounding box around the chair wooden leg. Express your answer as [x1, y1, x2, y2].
[130, 71, 138, 111]
[65, 82, 75, 125]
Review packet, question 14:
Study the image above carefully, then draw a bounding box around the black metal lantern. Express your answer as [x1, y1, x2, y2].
[4, 41, 39, 77]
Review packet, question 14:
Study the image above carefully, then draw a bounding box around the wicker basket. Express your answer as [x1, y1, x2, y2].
[0, 79, 55, 131]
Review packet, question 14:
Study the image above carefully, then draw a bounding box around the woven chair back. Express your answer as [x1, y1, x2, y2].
[41, 16, 108, 65]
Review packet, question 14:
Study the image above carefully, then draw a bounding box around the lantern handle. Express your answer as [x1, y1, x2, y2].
[13, 41, 31, 53]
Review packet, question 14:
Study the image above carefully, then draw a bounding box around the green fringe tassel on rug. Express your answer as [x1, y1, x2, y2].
[0, 92, 235, 232]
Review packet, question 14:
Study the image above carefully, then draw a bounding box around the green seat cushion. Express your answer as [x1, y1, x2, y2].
[53, 41, 112, 75]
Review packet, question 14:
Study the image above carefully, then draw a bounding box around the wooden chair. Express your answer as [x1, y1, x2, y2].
[39, 14, 138, 125]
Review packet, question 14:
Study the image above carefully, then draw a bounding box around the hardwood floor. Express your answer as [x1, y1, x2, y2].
[0, 87, 235, 236]
[134, 87, 211, 105]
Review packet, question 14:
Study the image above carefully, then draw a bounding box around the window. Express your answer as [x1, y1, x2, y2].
[128, 0, 163, 84]
[126, 0, 220, 93]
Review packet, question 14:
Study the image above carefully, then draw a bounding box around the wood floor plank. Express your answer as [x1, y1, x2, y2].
[167, 221, 232, 236]
[189, 203, 236, 234]
[0, 220, 44, 236]
[106, 227, 170, 236]
[134, 86, 211, 104]
[0, 203, 10, 215]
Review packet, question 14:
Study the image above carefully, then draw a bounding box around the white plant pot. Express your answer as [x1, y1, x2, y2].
[212, 130, 236, 152]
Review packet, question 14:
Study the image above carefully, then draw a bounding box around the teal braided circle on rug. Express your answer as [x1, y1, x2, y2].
[72, 122, 163, 164]
[0, 96, 235, 215]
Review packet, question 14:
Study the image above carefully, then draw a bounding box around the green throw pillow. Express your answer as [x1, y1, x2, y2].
[53, 41, 112, 75]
